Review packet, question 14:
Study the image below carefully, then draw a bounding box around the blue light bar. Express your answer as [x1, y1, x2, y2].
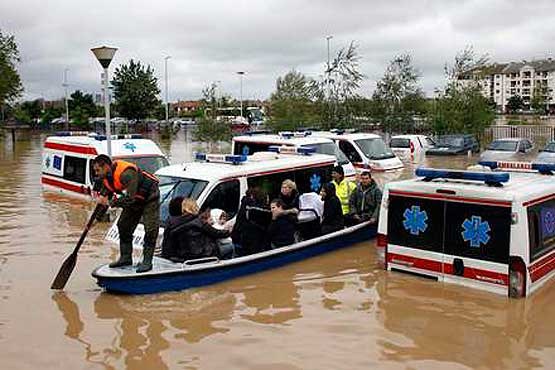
[267, 145, 315, 155]
[415, 167, 510, 185]
[194, 152, 247, 165]
[93, 134, 144, 141]
[330, 128, 345, 135]
[53, 131, 90, 137]
[531, 163, 555, 175]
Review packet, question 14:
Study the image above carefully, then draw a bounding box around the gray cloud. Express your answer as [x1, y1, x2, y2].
[2, 0, 555, 102]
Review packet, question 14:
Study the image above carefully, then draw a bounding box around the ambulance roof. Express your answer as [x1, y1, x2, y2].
[233, 134, 335, 146]
[156, 152, 336, 182]
[44, 134, 165, 157]
[386, 169, 555, 205]
[311, 131, 382, 141]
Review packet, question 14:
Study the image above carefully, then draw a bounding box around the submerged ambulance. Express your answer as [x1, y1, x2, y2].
[377, 161, 555, 298]
[41, 132, 169, 199]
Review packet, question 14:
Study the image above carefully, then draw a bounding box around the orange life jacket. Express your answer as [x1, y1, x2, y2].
[103, 160, 159, 200]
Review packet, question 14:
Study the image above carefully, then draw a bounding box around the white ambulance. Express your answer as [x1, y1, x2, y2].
[377, 161, 555, 298]
[310, 130, 403, 171]
[41, 132, 169, 199]
[232, 131, 357, 180]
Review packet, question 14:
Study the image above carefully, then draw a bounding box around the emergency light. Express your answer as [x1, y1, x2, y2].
[278, 131, 312, 138]
[194, 153, 247, 165]
[94, 134, 143, 141]
[531, 163, 555, 175]
[416, 167, 510, 185]
[267, 145, 316, 155]
[53, 131, 91, 136]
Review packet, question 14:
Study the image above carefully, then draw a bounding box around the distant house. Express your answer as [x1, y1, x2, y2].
[172, 100, 201, 115]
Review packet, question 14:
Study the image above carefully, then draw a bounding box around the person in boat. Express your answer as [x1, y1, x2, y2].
[231, 187, 270, 256]
[92, 154, 160, 273]
[268, 198, 297, 248]
[346, 171, 382, 225]
[169, 198, 231, 262]
[320, 182, 344, 234]
[160, 196, 186, 260]
[331, 165, 356, 216]
[278, 179, 299, 214]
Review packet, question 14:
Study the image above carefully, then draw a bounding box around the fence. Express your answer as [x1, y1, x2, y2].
[483, 125, 555, 147]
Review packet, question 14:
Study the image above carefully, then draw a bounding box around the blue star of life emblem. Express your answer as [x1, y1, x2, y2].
[123, 142, 137, 152]
[242, 145, 250, 155]
[310, 173, 321, 192]
[403, 206, 428, 235]
[45, 156, 51, 168]
[462, 216, 490, 248]
[544, 210, 555, 235]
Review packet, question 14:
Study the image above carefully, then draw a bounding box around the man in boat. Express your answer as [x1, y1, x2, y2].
[92, 154, 160, 273]
[347, 171, 382, 225]
[330, 165, 356, 216]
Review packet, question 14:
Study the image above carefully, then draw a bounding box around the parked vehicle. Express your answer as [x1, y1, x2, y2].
[232, 131, 357, 180]
[311, 131, 403, 171]
[480, 138, 534, 161]
[377, 162, 555, 298]
[95, 148, 377, 294]
[533, 141, 555, 164]
[426, 134, 480, 155]
[41, 132, 169, 199]
[389, 135, 435, 162]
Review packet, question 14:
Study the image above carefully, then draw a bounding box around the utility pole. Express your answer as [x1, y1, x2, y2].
[326, 35, 333, 125]
[237, 71, 245, 120]
[164, 55, 171, 123]
[63, 68, 69, 130]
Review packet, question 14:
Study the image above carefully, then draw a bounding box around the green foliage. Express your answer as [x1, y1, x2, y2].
[13, 107, 31, 124]
[268, 70, 319, 131]
[372, 54, 426, 133]
[506, 95, 524, 114]
[0, 30, 23, 106]
[531, 88, 547, 114]
[111, 59, 161, 120]
[40, 106, 63, 127]
[19, 99, 42, 120]
[194, 83, 231, 144]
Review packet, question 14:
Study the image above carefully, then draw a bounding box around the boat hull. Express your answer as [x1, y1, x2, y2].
[92, 223, 376, 294]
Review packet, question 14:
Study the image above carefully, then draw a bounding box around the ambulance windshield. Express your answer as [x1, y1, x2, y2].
[158, 176, 208, 222]
[118, 155, 169, 174]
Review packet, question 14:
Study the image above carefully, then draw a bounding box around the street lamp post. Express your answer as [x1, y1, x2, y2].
[91, 46, 118, 156]
[164, 55, 171, 123]
[63, 68, 70, 130]
[326, 35, 333, 124]
[237, 71, 245, 120]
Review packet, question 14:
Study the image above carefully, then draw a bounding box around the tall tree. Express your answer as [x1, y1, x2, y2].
[268, 70, 318, 131]
[506, 95, 525, 114]
[195, 83, 231, 147]
[312, 41, 365, 128]
[111, 59, 160, 120]
[0, 30, 23, 111]
[372, 54, 425, 133]
[431, 47, 494, 136]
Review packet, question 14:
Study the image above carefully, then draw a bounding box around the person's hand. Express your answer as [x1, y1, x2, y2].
[97, 195, 109, 206]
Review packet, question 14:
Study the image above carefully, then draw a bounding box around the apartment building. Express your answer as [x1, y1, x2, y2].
[459, 58, 555, 113]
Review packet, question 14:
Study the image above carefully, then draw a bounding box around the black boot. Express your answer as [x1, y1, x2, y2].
[136, 244, 154, 273]
[109, 242, 133, 268]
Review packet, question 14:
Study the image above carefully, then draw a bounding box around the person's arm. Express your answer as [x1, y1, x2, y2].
[202, 222, 231, 239]
[348, 189, 358, 216]
[110, 168, 139, 208]
[370, 188, 383, 222]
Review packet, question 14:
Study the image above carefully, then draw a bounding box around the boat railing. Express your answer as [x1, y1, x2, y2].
[183, 256, 220, 266]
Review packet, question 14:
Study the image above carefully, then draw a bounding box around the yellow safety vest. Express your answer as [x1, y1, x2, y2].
[332, 179, 356, 215]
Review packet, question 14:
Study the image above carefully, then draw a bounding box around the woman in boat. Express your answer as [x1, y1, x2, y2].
[278, 179, 299, 214]
[320, 182, 344, 234]
[231, 187, 270, 256]
[268, 198, 296, 248]
[169, 198, 231, 262]
[160, 196, 186, 260]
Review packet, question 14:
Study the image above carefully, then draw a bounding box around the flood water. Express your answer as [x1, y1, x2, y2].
[1, 130, 554, 370]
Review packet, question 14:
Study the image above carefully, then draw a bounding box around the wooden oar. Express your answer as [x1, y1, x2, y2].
[51, 204, 105, 290]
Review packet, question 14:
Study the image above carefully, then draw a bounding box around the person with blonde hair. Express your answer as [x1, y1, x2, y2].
[164, 198, 230, 262]
[278, 179, 299, 214]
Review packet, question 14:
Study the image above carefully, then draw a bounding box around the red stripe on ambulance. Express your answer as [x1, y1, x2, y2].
[529, 251, 555, 283]
[41, 176, 90, 194]
[44, 142, 98, 155]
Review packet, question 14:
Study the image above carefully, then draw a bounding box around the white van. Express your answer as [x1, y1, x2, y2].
[41, 132, 169, 199]
[311, 131, 403, 171]
[377, 162, 555, 298]
[232, 132, 357, 180]
[389, 134, 435, 162]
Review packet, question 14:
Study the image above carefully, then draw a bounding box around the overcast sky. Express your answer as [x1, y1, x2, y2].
[2, 0, 555, 102]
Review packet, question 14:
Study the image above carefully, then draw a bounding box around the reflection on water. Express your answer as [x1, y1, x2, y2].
[1, 131, 555, 369]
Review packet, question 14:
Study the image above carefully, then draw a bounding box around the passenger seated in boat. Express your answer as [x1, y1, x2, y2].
[231, 187, 270, 256]
[297, 192, 323, 240]
[209, 209, 235, 259]
[278, 179, 299, 215]
[160, 196, 186, 260]
[268, 199, 296, 248]
[346, 171, 382, 226]
[320, 182, 344, 234]
[169, 198, 231, 262]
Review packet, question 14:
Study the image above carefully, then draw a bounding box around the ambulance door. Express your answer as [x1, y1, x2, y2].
[387, 194, 447, 281]
[442, 201, 511, 288]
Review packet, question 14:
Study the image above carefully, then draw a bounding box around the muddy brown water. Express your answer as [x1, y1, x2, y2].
[1, 130, 554, 370]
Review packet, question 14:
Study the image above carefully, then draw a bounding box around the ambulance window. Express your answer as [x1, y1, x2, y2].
[338, 141, 362, 163]
[233, 142, 273, 156]
[63, 156, 87, 184]
[247, 172, 291, 200]
[201, 180, 240, 218]
[528, 199, 555, 261]
[123, 156, 169, 174]
[387, 196, 444, 252]
[444, 202, 510, 263]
